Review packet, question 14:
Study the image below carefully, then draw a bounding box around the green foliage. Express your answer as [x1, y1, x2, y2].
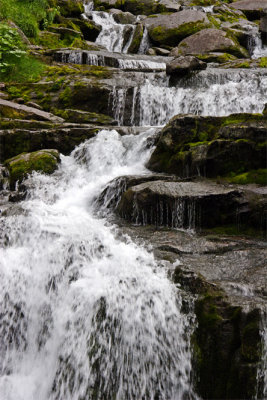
[259, 57, 267, 68]
[0, 23, 26, 73]
[0, 23, 44, 82]
[0, 0, 59, 38]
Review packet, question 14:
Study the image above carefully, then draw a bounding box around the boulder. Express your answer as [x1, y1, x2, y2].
[166, 55, 207, 76]
[109, 9, 136, 24]
[230, 0, 267, 20]
[0, 99, 64, 123]
[68, 19, 102, 41]
[4, 150, 60, 189]
[147, 114, 267, 179]
[143, 10, 210, 46]
[57, 0, 84, 17]
[123, 0, 166, 15]
[173, 28, 249, 58]
[117, 180, 242, 229]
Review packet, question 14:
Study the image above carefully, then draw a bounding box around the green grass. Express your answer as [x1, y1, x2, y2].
[0, 0, 57, 38]
[0, 22, 45, 82]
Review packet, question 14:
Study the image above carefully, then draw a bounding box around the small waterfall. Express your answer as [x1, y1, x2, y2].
[138, 69, 267, 126]
[257, 310, 267, 399]
[85, 9, 136, 54]
[138, 28, 151, 55]
[0, 130, 198, 400]
[250, 33, 267, 59]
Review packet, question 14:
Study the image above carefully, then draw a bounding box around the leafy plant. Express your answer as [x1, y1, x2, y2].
[0, 23, 26, 74]
[0, 22, 44, 82]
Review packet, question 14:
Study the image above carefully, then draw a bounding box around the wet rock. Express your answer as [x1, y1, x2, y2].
[68, 18, 102, 41]
[4, 150, 60, 189]
[173, 28, 249, 58]
[143, 10, 210, 46]
[0, 123, 99, 161]
[231, 0, 267, 20]
[166, 55, 207, 77]
[147, 113, 267, 179]
[0, 99, 64, 123]
[117, 180, 242, 229]
[127, 24, 144, 54]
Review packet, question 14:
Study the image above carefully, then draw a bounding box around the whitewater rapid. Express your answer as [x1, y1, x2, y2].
[0, 130, 197, 400]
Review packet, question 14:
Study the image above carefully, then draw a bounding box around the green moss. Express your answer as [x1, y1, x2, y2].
[227, 169, 267, 185]
[149, 20, 211, 46]
[5, 149, 60, 188]
[259, 57, 267, 68]
[59, 86, 72, 107]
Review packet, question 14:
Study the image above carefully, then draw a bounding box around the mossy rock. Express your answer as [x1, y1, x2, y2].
[193, 286, 262, 399]
[144, 10, 211, 46]
[57, 0, 84, 17]
[127, 23, 143, 54]
[5, 149, 60, 189]
[122, 0, 167, 15]
[196, 52, 237, 64]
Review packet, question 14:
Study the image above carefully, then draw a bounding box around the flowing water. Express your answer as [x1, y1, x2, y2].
[1, 2, 267, 399]
[0, 130, 197, 400]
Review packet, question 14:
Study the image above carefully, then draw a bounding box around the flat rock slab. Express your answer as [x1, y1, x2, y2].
[231, 0, 267, 19]
[0, 99, 64, 123]
[117, 180, 242, 229]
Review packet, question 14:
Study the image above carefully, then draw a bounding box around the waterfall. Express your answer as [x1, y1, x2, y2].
[0, 130, 198, 400]
[257, 310, 267, 399]
[136, 69, 267, 126]
[84, 7, 136, 54]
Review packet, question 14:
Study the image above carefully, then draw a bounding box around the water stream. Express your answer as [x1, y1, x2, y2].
[0, 130, 197, 400]
[0, 2, 266, 398]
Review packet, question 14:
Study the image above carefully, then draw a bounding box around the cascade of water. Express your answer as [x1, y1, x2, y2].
[250, 33, 267, 59]
[138, 70, 267, 126]
[85, 9, 136, 54]
[257, 310, 267, 399]
[0, 130, 198, 400]
[138, 27, 152, 55]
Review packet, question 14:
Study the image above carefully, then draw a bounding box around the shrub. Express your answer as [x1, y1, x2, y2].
[0, 23, 44, 82]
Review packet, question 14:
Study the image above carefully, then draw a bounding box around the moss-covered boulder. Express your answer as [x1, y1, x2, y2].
[127, 24, 144, 53]
[5, 149, 60, 189]
[124, 0, 166, 15]
[173, 28, 249, 58]
[57, 0, 84, 18]
[147, 113, 267, 179]
[143, 10, 211, 46]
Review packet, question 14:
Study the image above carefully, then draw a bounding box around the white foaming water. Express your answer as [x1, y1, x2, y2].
[138, 27, 151, 55]
[251, 34, 267, 59]
[257, 310, 267, 399]
[87, 10, 136, 54]
[136, 70, 267, 126]
[0, 130, 197, 400]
